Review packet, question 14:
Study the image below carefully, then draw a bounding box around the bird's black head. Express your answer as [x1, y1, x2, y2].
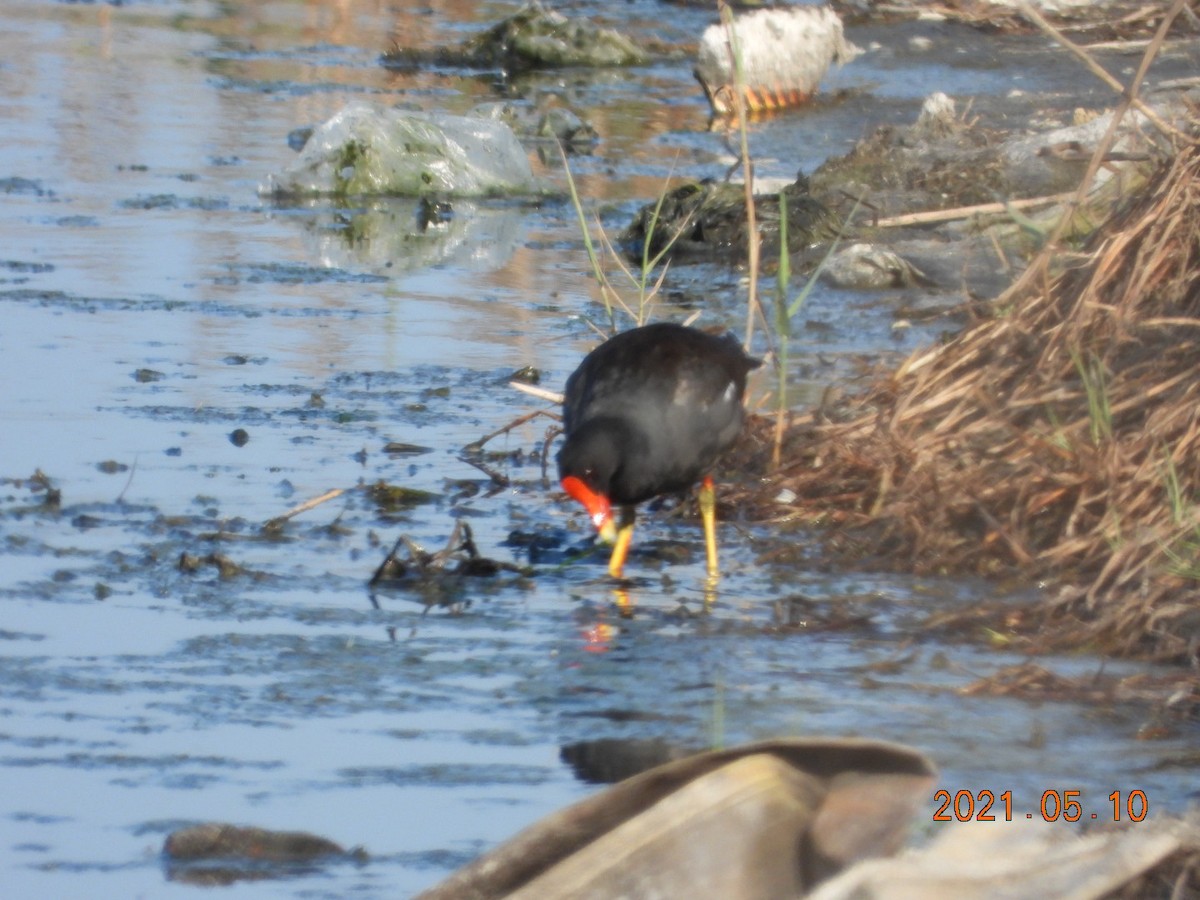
[557, 423, 619, 491]
[557, 420, 629, 539]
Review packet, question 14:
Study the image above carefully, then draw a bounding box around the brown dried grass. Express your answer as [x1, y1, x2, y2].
[759, 134, 1200, 661]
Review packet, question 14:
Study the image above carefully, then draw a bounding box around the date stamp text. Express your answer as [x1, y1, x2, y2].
[933, 789, 1148, 823]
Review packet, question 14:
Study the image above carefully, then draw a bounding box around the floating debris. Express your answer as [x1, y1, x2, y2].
[694, 7, 860, 117]
[370, 521, 532, 593]
[262, 103, 538, 199]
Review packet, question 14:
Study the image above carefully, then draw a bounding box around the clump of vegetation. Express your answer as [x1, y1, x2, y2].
[620, 179, 838, 266]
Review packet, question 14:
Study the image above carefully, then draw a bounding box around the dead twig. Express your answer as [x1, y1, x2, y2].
[875, 192, 1076, 228]
[463, 408, 559, 454]
[264, 488, 346, 531]
[508, 381, 565, 405]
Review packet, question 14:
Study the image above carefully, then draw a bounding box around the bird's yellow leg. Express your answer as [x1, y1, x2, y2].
[608, 508, 636, 579]
[699, 475, 719, 578]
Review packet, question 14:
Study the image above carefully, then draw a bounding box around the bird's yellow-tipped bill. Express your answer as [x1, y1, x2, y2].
[561, 476, 615, 542]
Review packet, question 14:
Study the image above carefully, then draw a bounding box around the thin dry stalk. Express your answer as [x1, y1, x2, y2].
[464, 408, 559, 454]
[717, 0, 768, 352]
[875, 192, 1075, 228]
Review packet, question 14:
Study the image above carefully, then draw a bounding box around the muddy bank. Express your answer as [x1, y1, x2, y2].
[734, 132, 1200, 673]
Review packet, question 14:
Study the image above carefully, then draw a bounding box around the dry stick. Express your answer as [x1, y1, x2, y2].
[463, 408, 559, 454]
[717, 1, 767, 353]
[115, 455, 139, 504]
[971, 498, 1035, 565]
[508, 381, 565, 405]
[1142, 317, 1200, 329]
[875, 192, 1075, 228]
[266, 488, 346, 528]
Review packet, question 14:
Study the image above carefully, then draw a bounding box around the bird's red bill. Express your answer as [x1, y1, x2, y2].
[561, 476, 616, 541]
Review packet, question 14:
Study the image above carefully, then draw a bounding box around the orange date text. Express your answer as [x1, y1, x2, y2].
[932, 789, 1148, 823]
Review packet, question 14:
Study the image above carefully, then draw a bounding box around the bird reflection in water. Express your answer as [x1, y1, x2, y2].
[577, 579, 719, 653]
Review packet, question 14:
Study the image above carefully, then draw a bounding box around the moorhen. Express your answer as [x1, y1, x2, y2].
[557, 322, 760, 578]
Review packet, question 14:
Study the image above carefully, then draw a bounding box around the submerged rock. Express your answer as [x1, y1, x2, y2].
[810, 92, 1005, 217]
[164, 823, 358, 863]
[821, 243, 932, 290]
[263, 103, 538, 199]
[163, 823, 366, 887]
[463, 0, 648, 69]
[471, 100, 599, 151]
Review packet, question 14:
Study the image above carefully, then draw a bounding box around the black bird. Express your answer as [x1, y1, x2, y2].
[557, 322, 759, 578]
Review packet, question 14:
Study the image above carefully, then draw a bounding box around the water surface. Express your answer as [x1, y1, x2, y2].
[1, 2, 1195, 897]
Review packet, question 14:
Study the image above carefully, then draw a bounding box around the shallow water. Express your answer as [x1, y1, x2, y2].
[1, 1, 1197, 897]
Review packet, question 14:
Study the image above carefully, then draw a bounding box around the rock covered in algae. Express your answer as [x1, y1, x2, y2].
[464, 0, 647, 69]
[262, 103, 538, 199]
[381, 0, 648, 71]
